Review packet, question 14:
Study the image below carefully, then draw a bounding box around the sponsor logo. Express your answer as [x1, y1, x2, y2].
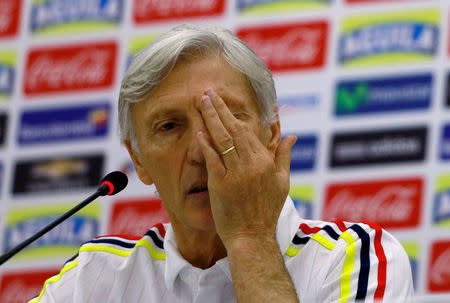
[346, 0, 403, 2]
[323, 177, 423, 229]
[278, 94, 319, 116]
[428, 241, 450, 292]
[446, 73, 450, 108]
[0, 0, 21, 38]
[126, 34, 159, 70]
[237, 0, 331, 15]
[0, 268, 59, 303]
[0, 49, 16, 99]
[0, 162, 3, 196]
[0, 112, 7, 146]
[440, 124, 450, 161]
[401, 242, 419, 289]
[3, 203, 100, 260]
[335, 74, 432, 116]
[289, 184, 314, 219]
[108, 197, 169, 236]
[12, 154, 104, 194]
[433, 175, 450, 227]
[289, 134, 317, 172]
[330, 126, 427, 168]
[24, 41, 117, 96]
[30, 0, 123, 36]
[338, 8, 440, 67]
[237, 21, 328, 72]
[133, 0, 225, 23]
[18, 103, 110, 145]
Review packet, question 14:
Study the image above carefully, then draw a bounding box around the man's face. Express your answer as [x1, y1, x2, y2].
[126, 55, 277, 232]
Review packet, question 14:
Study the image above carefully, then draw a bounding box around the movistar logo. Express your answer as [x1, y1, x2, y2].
[336, 83, 369, 112]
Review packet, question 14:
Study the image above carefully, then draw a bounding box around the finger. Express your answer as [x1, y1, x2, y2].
[275, 136, 297, 176]
[206, 89, 255, 155]
[197, 131, 226, 177]
[200, 95, 239, 167]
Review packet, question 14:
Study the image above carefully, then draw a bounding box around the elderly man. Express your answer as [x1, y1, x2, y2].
[30, 25, 413, 303]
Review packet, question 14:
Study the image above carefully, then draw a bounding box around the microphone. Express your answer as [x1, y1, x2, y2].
[0, 171, 128, 266]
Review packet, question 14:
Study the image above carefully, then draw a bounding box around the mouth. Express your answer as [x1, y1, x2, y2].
[188, 184, 208, 194]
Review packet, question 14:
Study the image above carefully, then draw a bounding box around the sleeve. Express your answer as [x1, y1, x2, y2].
[27, 255, 79, 303]
[319, 222, 414, 303]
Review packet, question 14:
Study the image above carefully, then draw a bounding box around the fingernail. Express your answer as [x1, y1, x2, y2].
[292, 136, 298, 145]
[202, 95, 212, 107]
[206, 89, 217, 98]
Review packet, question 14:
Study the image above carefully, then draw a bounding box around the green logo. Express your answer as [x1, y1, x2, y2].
[336, 83, 369, 112]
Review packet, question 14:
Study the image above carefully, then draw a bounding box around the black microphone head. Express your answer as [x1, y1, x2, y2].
[99, 171, 128, 196]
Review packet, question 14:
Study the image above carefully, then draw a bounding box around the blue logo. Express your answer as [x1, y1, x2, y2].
[290, 184, 314, 219]
[18, 103, 110, 145]
[336, 74, 432, 116]
[30, 0, 123, 34]
[339, 23, 439, 64]
[440, 124, 450, 161]
[3, 203, 100, 259]
[237, 0, 331, 12]
[289, 135, 317, 172]
[0, 65, 14, 97]
[434, 175, 450, 227]
[278, 95, 319, 115]
[4, 216, 98, 251]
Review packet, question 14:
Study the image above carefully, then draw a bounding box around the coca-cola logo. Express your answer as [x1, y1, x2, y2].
[0, 269, 58, 303]
[323, 177, 422, 229]
[428, 241, 450, 292]
[108, 198, 169, 237]
[2, 280, 42, 303]
[0, 0, 20, 37]
[24, 42, 117, 96]
[430, 250, 450, 285]
[237, 22, 328, 72]
[133, 0, 225, 23]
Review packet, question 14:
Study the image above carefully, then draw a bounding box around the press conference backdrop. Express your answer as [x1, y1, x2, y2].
[0, 0, 449, 301]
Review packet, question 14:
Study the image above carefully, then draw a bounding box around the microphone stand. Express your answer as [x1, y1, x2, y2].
[0, 185, 109, 266]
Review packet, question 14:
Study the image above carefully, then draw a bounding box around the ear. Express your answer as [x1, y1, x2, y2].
[265, 104, 281, 154]
[123, 140, 154, 185]
[266, 120, 281, 155]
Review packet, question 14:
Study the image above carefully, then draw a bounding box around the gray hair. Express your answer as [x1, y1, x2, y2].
[118, 24, 277, 152]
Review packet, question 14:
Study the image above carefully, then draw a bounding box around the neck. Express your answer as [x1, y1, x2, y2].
[170, 219, 227, 269]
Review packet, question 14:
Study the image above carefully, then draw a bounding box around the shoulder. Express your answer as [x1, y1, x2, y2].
[287, 219, 413, 302]
[28, 223, 169, 303]
[80, 222, 168, 261]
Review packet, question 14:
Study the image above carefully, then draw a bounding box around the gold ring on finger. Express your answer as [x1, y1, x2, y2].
[220, 145, 236, 156]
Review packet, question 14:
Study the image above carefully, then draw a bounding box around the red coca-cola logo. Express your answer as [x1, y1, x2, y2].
[237, 21, 328, 73]
[133, 0, 225, 23]
[0, 0, 21, 38]
[323, 177, 423, 229]
[428, 241, 450, 292]
[24, 42, 117, 96]
[108, 197, 169, 237]
[0, 268, 59, 303]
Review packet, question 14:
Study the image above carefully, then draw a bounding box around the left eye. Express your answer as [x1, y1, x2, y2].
[160, 122, 176, 131]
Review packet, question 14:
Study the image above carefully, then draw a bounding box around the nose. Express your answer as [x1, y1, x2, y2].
[186, 118, 211, 165]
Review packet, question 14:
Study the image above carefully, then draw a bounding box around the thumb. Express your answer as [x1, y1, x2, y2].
[275, 135, 297, 175]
